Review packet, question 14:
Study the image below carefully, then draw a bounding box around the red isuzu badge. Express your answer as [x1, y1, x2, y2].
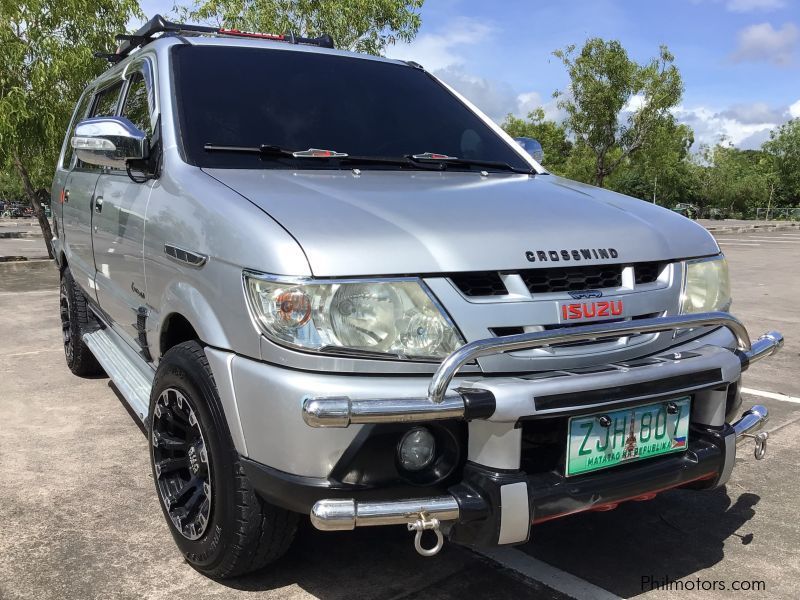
[560, 300, 624, 322]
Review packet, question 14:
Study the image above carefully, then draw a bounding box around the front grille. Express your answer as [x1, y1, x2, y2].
[520, 265, 621, 294]
[449, 272, 507, 296]
[451, 261, 665, 297]
[635, 262, 663, 285]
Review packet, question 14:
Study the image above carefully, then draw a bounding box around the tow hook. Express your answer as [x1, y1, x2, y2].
[743, 431, 768, 460]
[408, 512, 444, 557]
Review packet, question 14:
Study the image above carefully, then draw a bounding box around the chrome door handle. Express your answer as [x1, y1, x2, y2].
[94, 197, 103, 213]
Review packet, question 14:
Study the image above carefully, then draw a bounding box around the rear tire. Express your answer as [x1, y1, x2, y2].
[60, 266, 102, 376]
[149, 341, 298, 578]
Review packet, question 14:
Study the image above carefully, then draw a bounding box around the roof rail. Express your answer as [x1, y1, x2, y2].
[95, 14, 334, 63]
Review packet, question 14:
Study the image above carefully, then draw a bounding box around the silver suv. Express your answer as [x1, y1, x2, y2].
[52, 15, 783, 577]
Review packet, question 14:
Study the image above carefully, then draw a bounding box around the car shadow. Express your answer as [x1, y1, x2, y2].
[519, 486, 760, 597]
[218, 522, 502, 599]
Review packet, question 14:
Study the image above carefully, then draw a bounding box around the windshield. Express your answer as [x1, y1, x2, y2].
[172, 45, 530, 171]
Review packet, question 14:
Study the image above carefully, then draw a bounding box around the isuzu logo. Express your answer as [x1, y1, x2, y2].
[568, 290, 603, 299]
[560, 300, 624, 321]
[525, 248, 619, 263]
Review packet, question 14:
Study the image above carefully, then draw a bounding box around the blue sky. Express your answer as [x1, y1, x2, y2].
[138, 0, 800, 148]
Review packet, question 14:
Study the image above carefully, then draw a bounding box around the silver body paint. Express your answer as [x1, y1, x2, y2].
[51, 35, 770, 525]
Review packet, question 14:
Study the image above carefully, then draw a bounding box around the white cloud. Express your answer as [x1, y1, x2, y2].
[672, 101, 797, 148]
[726, 0, 786, 12]
[718, 101, 787, 123]
[433, 68, 563, 123]
[732, 22, 799, 65]
[385, 17, 494, 71]
[789, 98, 800, 117]
[623, 93, 647, 113]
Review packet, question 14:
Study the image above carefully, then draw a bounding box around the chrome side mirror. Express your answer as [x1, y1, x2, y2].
[513, 137, 544, 164]
[71, 116, 148, 169]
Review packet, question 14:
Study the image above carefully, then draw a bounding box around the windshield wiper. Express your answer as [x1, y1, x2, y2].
[204, 144, 437, 169]
[204, 144, 349, 158]
[407, 152, 534, 175]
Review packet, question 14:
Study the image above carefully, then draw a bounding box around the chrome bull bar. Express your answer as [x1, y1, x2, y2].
[302, 311, 784, 428]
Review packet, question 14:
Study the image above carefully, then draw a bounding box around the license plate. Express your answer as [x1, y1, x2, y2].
[566, 397, 691, 477]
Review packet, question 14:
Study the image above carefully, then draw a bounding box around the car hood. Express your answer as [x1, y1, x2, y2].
[203, 168, 719, 277]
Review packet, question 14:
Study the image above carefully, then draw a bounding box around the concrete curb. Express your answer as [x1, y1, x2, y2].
[703, 222, 800, 234]
[0, 258, 53, 271]
[0, 231, 39, 239]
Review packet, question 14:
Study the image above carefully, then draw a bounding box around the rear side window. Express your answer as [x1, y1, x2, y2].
[61, 91, 93, 169]
[91, 81, 124, 118]
[121, 72, 153, 136]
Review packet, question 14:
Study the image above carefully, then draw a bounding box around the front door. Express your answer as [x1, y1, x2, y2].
[92, 64, 157, 355]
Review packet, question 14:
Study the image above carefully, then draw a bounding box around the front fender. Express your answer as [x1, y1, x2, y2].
[155, 279, 233, 354]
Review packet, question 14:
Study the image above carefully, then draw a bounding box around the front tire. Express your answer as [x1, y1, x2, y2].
[149, 341, 298, 578]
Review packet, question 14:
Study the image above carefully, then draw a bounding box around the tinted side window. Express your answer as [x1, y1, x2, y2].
[121, 72, 153, 136]
[91, 81, 123, 118]
[61, 91, 93, 169]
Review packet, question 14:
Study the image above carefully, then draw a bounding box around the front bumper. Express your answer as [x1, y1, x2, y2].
[296, 312, 782, 552]
[306, 406, 769, 551]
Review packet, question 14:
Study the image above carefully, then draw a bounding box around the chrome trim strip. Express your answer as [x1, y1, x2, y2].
[303, 395, 465, 428]
[428, 312, 750, 403]
[310, 496, 460, 531]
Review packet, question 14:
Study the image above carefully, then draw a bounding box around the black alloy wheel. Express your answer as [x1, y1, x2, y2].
[151, 387, 212, 540]
[59, 278, 74, 364]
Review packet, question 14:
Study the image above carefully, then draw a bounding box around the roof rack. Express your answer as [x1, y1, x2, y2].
[95, 14, 334, 64]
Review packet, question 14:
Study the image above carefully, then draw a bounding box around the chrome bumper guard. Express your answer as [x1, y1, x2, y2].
[733, 404, 770, 459]
[302, 312, 784, 428]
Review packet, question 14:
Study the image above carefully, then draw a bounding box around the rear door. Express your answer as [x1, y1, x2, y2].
[53, 89, 93, 269]
[92, 62, 157, 353]
[60, 82, 124, 293]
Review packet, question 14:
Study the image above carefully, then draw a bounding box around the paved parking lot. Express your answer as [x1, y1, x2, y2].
[1, 228, 798, 599]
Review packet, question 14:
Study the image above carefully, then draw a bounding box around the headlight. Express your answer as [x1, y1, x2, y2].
[680, 256, 731, 314]
[243, 273, 464, 360]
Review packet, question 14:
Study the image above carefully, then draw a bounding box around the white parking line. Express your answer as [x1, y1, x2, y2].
[741, 387, 800, 404]
[730, 239, 800, 243]
[475, 546, 623, 600]
[716, 242, 761, 246]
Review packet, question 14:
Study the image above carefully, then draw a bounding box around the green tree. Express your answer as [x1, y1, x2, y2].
[607, 117, 695, 206]
[0, 0, 141, 257]
[185, 0, 424, 55]
[763, 119, 800, 207]
[693, 145, 773, 217]
[501, 108, 572, 173]
[553, 39, 684, 188]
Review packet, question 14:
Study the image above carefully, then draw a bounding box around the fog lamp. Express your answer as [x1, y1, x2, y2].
[397, 427, 436, 472]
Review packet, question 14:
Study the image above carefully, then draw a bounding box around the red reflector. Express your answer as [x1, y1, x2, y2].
[218, 28, 285, 41]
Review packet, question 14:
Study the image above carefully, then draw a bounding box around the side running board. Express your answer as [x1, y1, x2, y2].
[83, 328, 155, 423]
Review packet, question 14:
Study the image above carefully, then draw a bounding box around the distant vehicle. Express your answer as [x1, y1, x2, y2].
[672, 203, 698, 219]
[53, 14, 782, 579]
[705, 207, 727, 220]
[513, 137, 544, 163]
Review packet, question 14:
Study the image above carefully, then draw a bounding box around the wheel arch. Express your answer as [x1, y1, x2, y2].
[156, 282, 232, 359]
